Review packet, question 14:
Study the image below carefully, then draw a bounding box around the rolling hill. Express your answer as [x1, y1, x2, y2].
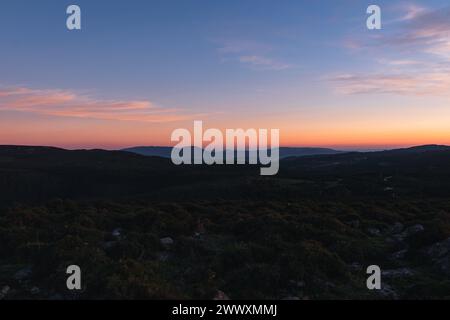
[122, 146, 344, 159]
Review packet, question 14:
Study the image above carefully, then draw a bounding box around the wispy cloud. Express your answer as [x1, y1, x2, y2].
[216, 39, 271, 55]
[397, 4, 428, 21]
[333, 5, 450, 96]
[371, 5, 450, 56]
[376, 59, 422, 66]
[329, 72, 450, 96]
[238, 55, 292, 71]
[214, 38, 293, 71]
[341, 4, 450, 56]
[0, 87, 196, 122]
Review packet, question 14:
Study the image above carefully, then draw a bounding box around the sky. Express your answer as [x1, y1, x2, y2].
[0, 0, 450, 150]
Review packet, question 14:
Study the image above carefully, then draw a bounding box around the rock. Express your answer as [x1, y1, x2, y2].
[348, 262, 363, 272]
[213, 290, 230, 300]
[367, 228, 381, 236]
[157, 252, 171, 262]
[313, 277, 336, 289]
[101, 241, 117, 250]
[282, 296, 300, 300]
[378, 283, 398, 300]
[288, 280, 305, 288]
[0, 286, 10, 300]
[385, 236, 409, 250]
[160, 237, 174, 248]
[112, 228, 122, 238]
[426, 237, 450, 259]
[389, 222, 404, 234]
[402, 224, 425, 237]
[425, 237, 450, 275]
[30, 286, 40, 295]
[382, 268, 415, 278]
[390, 249, 408, 260]
[435, 255, 450, 275]
[14, 266, 32, 281]
[391, 224, 424, 242]
[346, 220, 360, 228]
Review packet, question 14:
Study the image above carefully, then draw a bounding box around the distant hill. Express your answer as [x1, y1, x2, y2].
[382, 144, 450, 154]
[122, 146, 344, 159]
[121, 146, 173, 158]
[278, 147, 344, 158]
[0, 144, 450, 204]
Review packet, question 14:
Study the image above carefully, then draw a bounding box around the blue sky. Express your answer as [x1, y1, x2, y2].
[1, 0, 450, 149]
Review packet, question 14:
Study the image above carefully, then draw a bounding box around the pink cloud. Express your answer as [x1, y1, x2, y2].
[0, 87, 196, 122]
[381, 6, 450, 54]
[398, 4, 428, 21]
[329, 72, 450, 96]
[333, 6, 450, 96]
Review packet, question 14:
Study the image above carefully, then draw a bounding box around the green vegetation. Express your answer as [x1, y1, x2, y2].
[1, 198, 450, 299]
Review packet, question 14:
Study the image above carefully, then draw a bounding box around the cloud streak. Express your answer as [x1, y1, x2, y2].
[215, 38, 293, 71]
[238, 55, 292, 71]
[376, 5, 450, 58]
[0, 87, 195, 122]
[397, 4, 428, 22]
[329, 72, 450, 96]
[333, 5, 450, 96]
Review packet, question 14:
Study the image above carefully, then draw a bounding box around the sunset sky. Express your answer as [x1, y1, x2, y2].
[1, 0, 450, 150]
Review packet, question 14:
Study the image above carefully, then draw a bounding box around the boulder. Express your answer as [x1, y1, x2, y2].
[389, 249, 408, 261]
[160, 237, 174, 248]
[112, 228, 122, 238]
[382, 268, 415, 278]
[390, 222, 404, 234]
[384, 236, 409, 250]
[30, 286, 40, 295]
[213, 290, 230, 300]
[391, 224, 424, 242]
[426, 237, 450, 259]
[157, 252, 171, 262]
[288, 280, 305, 288]
[348, 262, 363, 272]
[425, 237, 450, 275]
[0, 286, 10, 300]
[367, 228, 381, 236]
[402, 224, 424, 237]
[14, 266, 32, 281]
[378, 283, 398, 300]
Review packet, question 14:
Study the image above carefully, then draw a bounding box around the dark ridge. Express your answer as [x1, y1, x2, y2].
[122, 146, 345, 159]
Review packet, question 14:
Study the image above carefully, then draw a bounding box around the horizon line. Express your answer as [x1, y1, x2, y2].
[1, 143, 448, 153]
